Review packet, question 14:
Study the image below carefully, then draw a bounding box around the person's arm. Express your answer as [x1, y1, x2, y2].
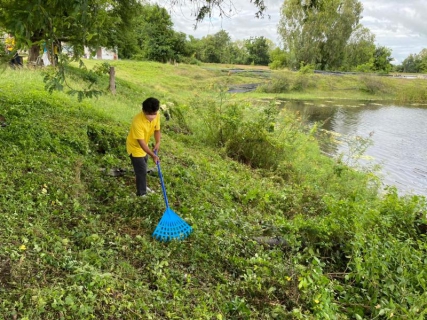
[137, 139, 159, 163]
[154, 130, 161, 152]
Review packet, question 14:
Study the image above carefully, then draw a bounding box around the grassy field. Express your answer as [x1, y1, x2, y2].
[80, 60, 427, 104]
[1, 60, 426, 319]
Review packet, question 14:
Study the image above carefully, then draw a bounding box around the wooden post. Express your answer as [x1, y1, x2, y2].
[109, 67, 116, 94]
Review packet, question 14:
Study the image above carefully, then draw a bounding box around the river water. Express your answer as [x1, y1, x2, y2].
[281, 100, 427, 197]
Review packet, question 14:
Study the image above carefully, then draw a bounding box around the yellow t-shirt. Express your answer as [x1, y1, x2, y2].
[126, 112, 160, 157]
[5, 37, 15, 52]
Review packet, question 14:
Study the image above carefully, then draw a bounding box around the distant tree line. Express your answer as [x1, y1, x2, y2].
[111, 4, 273, 67]
[1, 0, 424, 74]
[275, 0, 395, 73]
[395, 49, 427, 74]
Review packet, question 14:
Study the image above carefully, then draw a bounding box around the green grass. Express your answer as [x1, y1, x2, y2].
[76, 60, 427, 104]
[1, 61, 426, 319]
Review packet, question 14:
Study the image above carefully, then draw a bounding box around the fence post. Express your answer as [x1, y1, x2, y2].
[109, 66, 116, 94]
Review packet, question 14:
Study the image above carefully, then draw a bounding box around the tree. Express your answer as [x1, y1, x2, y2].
[244, 36, 270, 65]
[269, 47, 289, 69]
[279, 0, 363, 70]
[401, 54, 421, 73]
[0, 0, 270, 63]
[229, 40, 249, 64]
[372, 46, 393, 73]
[165, 0, 267, 22]
[0, 0, 141, 62]
[0, 0, 269, 99]
[342, 26, 376, 70]
[105, 1, 144, 59]
[186, 35, 204, 61]
[419, 49, 427, 73]
[400, 49, 427, 73]
[135, 4, 178, 63]
[200, 30, 232, 63]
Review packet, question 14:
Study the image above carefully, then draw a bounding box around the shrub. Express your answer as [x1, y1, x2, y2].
[359, 75, 387, 94]
[396, 85, 427, 102]
[292, 75, 316, 91]
[356, 62, 374, 73]
[256, 75, 291, 93]
[180, 56, 202, 65]
[225, 120, 284, 169]
[269, 48, 289, 70]
[298, 63, 315, 74]
[86, 123, 127, 155]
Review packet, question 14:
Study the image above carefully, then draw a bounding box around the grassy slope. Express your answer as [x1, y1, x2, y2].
[1, 62, 426, 319]
[197, 63, 427, 102]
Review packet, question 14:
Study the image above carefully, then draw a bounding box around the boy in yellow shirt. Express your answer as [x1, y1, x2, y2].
[126, 97, 161, 197]
[5, 33, 15, 53]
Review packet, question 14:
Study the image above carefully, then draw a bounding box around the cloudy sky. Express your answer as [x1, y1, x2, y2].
[155, 0, 427, 64]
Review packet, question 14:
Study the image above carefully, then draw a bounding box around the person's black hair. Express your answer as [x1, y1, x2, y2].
[142, 97, 160, 114]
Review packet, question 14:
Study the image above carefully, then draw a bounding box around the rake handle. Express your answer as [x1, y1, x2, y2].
[154, 151, 169, 208]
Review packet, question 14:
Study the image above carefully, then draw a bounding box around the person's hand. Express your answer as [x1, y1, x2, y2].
[151, 153, 160, 164]
[154, 143, 160, 153]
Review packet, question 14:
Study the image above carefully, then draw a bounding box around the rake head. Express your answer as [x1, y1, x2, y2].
[152, 207, 193, 242]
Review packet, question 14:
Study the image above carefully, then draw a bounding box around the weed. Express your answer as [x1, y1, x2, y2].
[1, 63, 426, 319]
[359, 75, 388, 94]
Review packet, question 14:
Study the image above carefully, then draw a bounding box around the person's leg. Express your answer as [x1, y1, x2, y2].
[130, 155, 148, 196]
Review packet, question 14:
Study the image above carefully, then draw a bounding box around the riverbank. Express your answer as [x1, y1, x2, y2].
[1, 61, 426, 319]
[194, 63, 427, 102]
[280, 99, 427, 196]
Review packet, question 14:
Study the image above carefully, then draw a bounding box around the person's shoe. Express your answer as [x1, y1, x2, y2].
[136, 193, 147, 197]
[146, 187, 155, 194]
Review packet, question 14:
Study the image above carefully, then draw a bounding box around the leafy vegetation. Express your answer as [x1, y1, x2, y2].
[1, 0, 426, 78]
[277, 0, 397, 73]
[396, 49, 427, 74]
[1, 61, 426, 319]
[253, 68, 427, 102]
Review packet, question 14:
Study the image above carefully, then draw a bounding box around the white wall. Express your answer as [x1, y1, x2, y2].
[84, 47, 117, 60]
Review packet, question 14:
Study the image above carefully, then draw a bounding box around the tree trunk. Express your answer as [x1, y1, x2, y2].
[109, 67, 116, 94]
[28, 44, 40, 62]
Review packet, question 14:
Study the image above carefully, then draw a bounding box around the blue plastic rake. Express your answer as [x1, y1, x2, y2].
[152, 154, 193, 242]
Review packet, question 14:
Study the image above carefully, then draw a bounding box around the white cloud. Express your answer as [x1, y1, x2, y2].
[359, 0, 427, 63]
[155, 0, 427, 63]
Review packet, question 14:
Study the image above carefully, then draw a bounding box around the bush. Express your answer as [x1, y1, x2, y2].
[359, 75, 387, 94]
[292, 75, 316, 91]
[180, 56, 202, 65]
[356, 62, 374, 73]
[256, 75, 291, 93]
[298, 63, 315, 74]
[396, 85, 427, 102]
[86, 123, 127, 155]
[130, 54, 147, 61]
[225, 121, 284, 169]
[269, 48, 289, 70]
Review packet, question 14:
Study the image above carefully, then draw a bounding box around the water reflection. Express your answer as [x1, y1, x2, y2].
[281, 100, 427, 196]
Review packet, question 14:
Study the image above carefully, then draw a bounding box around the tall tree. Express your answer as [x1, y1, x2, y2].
[244, 36, 270, 65]
[372, 46, 393, 72]
[269, 47, 289, 69]
[401, 49, 427, 73]
[200, 30, 232, 63]
[0, 0, 141, 62]
[229, 40, 249, 64]
[342, 26, 376, 70]
[135, 4, 178, 63]
[279, 0, 363, 70]
[164, 0, 266, 22]
[401, 54, 420, 73]
[104, 1, 144, 59]
[419, 49, 427, 73]
[186, 35, 203, 61]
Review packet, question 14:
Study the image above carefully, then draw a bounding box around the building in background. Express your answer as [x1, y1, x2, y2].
[84, 47, 117, 60]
